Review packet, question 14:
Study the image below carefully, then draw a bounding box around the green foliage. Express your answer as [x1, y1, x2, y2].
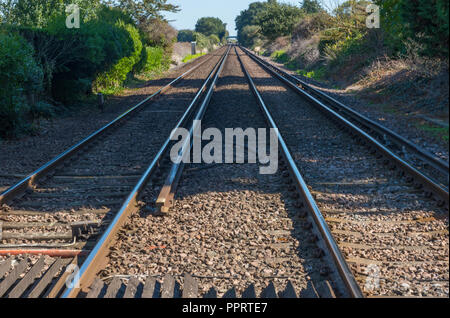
[257, 1, 303, 40]
[235, 1, 269, 32]
[96, 4, 134, 25]
[44, 12, 137, 102]
[140, 18, 177, 48]
[271, 50, 290, 63]
[0, 0, 100, 28]
[182, 53, 206, 63]
[208, 34, 220, 45]
[195, 17, 227, 39]
[300, 0, 323, 14]
[316, 1, 373, 67]
[178, 29, 195, 42]
[94, 21, 143, 91]
[297, 67, 326, 80]
[108, 0, 179, 23]
[0, 33, 47, 137]
[0, 0, 178, 138]
[292, 11, 332, 39]
[239, 25, 264, 48]
[134, 46, 170, 76]
[193, 32, 216, 51]
[375, 0, 449, 56]
[235, 1, 303, 42]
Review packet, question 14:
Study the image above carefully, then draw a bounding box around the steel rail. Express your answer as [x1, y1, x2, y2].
[156, 46, 231, 213]
[235, 47, 363, 298]
[61, 46, 231, 298]
[240, 47, 449, 207]
[241, 47, 449, 179]
[0, 51, 219, 206]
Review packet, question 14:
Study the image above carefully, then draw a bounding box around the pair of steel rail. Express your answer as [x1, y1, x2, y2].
[240, 46, 449, 207]
[0, 48, 227, 297]
[60, 46, 232, 298]
[0, 52, 216, 206]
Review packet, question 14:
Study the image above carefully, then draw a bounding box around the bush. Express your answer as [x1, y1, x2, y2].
[258, 2, 304, 40]
[193, 32, 218, 52]
[240, 25, 264, 48]
[93, 21, 143, 91]
[0, 33, 44, 137]
[376, 0, 449, 57]
[208, 34, 220, 46]
[140, 18, 177, 49]
[135, 46, 171, 76]
[44, 13, 135, 102]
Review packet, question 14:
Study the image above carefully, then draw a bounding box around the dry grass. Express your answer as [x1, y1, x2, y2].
[356, 42, 449, 116]
[263, 36, 290, 56]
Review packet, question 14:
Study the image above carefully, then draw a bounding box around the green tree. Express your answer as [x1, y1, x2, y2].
[258, 1, 304, 40]
[140, 17, 177, 48]
[235, 2, 268, 31]
[300, 0, 323, 14]
[177, 29, 195, 42]
[235, 2, 269, 45]
[195, 17, 227, 39]
[108, 0, 179, 24]
[0, 33, 44, 137]
[375, 0, 449, 56]
[208, 34, 220, 45]
[0, 0, 100, 28]
[240, 25, 264, 48]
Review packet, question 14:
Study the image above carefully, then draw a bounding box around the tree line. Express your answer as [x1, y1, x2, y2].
[177, 17, 229, 51]
[235, 0, 448, 58]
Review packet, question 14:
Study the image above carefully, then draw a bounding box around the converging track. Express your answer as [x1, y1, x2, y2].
[0, 45, 448, 298]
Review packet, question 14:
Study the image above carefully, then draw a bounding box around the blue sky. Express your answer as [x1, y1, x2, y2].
[164, 0, 339, 36]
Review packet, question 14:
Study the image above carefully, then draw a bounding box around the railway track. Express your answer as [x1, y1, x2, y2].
[0, 45, 447, 298]
[236, 47, 448, 297]
[65, 47, 357, 299]
[241, 47, 449, 203]
[0, 47, 229, 298]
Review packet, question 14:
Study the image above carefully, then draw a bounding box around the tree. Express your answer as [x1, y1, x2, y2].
[258, 1, 304, 40]
[375, 0, 449, 56]
[139, 17, 177, 48]
[108, 0, 179, 25]
[235, 1, 269, 32]
[208, 34, 220, 45]
[177, 29, 195, 42]
[195, 17, 227, 39]
[240, 25, 264, 48]
[300, 0, 323, 14]
[0, 0, 100, 27]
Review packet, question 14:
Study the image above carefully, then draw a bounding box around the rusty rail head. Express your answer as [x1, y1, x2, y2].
[240, 46, 449, 208]
[235, 47, 364, 298]
[61, 46, 232, 298]
[0, 52, 217, 207]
